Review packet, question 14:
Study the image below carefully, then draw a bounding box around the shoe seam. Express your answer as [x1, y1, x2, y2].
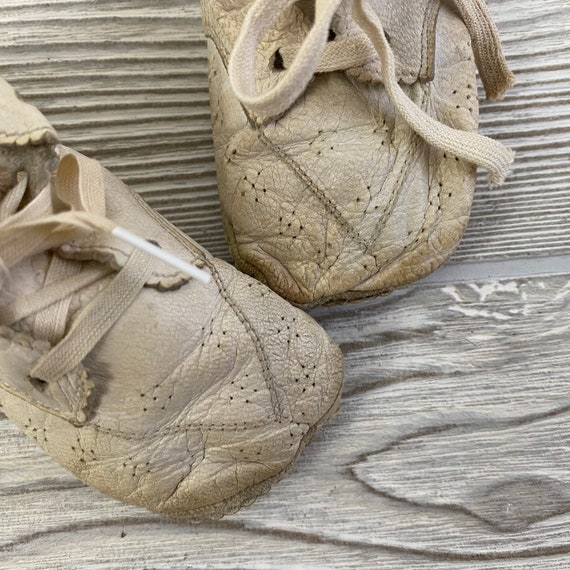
[204, 258, 290, 422]
[208, 17, 457, 298]
[257, 131, 374, 256]
[77, 417, 306, 442]
[206, 32, 377, 260]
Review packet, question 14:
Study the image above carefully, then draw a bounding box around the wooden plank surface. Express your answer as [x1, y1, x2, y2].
[0, 0, 568, 264]
[4, 273, 570, 568]
[1, 0, 570, 568]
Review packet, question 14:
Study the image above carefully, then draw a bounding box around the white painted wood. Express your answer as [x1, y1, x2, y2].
[454, 0, 570, 262]
[4, 273, 570, 567]
[2, 1, 570, 568]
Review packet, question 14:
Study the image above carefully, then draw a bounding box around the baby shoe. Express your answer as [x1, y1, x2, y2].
[0, 77, 343, 521]
[202, 0, 515, 306]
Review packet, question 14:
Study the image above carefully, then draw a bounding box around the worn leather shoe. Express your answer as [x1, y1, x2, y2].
[0, 77, 343, 521]
[202, 0, 515, 306]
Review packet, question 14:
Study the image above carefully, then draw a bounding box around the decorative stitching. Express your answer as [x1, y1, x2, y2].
[258, 131, 372, 255]
[204, 258, 290, 422]
[83, 418, 305, 443]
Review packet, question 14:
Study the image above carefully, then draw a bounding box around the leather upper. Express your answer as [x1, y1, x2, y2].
[0, 80, 343, 519]
[203, 0, 481, 305]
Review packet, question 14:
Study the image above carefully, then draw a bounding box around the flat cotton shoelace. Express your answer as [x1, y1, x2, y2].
[228, 0, 515, 186]
[0, 153, 208, 383]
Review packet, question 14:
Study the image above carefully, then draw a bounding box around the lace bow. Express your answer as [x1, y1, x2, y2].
[228, 0, 515, 186]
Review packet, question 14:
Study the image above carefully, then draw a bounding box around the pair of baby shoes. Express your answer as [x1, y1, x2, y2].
[0, 0, 513, 521]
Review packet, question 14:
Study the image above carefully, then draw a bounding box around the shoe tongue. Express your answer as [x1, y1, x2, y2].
[57, 148, 209, 291]
[337, 0, 438, 85]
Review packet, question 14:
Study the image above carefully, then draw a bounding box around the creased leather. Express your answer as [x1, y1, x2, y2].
[0, 79, 57, 146]
[203, 0, 487, 306]
[0, 79, 60, 196]
[0, 326, 93, 425]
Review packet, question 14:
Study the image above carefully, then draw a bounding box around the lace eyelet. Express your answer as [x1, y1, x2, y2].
[28, 375, 48, 392]
[271, 49, 285, 72]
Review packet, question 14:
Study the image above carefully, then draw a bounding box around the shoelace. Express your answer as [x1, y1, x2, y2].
[0, 152, 208, 384]
[228, 0, 515, 186]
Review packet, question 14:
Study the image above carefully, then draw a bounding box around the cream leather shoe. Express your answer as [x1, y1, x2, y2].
[202, 0, 515, 306]
[0, 78, 343, 521]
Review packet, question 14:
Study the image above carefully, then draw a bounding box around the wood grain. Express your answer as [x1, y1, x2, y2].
[0, 0, 568, 265]
[4, 273, 570, 567]
[0, 0, 227, 258]
[456, 0, 570, 262]
[354, 410, 570, 532]
[1, 0, 570, 568]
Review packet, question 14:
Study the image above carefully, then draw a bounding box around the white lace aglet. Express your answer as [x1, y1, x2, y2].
[111, 226, 211, 284]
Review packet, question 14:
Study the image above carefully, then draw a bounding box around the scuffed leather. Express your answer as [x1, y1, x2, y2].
[0, 79, 59, 194]
[0, 326, 93, 425]
[203, 0, 480, 306]
[0, 91, 343, 520]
